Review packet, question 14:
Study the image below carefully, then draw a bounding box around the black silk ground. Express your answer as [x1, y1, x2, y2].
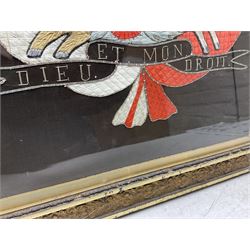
[0, 32, 249, 197]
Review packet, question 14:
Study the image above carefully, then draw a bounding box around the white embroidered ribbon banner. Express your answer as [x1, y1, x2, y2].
[0, 40, 249, 94]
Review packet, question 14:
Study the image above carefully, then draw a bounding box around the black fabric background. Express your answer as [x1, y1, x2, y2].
[1, 32, 249, 175]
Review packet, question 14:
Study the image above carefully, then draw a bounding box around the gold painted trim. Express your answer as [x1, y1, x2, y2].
[0, 136, 249, 216]
[105, 169, 250, 219]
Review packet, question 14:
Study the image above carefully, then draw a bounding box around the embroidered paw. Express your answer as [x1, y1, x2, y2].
[27, 31, 91, 59]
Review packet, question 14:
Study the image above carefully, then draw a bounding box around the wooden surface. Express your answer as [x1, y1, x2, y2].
[124, 173, 250, 219]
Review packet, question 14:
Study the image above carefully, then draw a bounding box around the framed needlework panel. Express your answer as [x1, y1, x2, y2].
[0, 31, 249, 218]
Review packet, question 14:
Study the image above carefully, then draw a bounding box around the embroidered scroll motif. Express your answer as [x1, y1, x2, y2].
[0, 31, 249, 128]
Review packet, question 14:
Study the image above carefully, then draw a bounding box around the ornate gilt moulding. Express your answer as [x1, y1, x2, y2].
[0, 31, 249, 218]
